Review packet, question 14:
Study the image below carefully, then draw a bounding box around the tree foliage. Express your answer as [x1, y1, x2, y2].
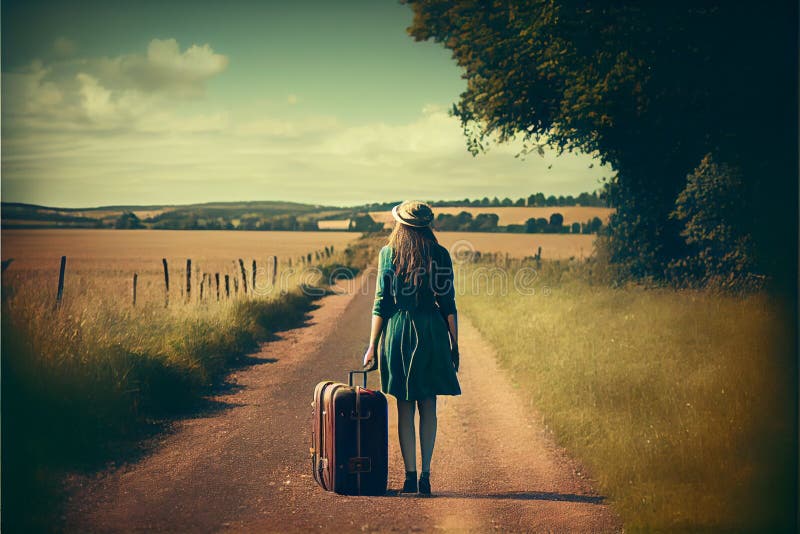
[669, 154, 756, 287]
[548, 212, 564, 228]
[114, 211, 143, 230]
[404, 0, 797, 286]
[349, 213, 384, 232]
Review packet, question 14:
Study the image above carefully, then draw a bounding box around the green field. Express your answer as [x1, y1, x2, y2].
[455, 258, 796, 531]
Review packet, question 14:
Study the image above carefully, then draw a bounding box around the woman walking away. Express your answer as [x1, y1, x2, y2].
[362, 200, 461, 496]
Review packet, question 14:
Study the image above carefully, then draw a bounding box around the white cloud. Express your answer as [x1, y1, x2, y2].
[2, 38, 229, 133]
[134, 38, 229, 94]
[4, 61, 64, 114]
[76, 73, 115, 121]
[74, 38, 228, 96]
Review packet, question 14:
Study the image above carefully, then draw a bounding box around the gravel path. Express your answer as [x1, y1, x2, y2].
[63, 272, 620, 533]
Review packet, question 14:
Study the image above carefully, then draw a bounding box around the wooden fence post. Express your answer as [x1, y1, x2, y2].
[215, 273, 220, 301]
[234, 277, 239, 295]
[196, 264, 201, 301]
[162, 258, 170, 307]
[252, 259, 257, 291]
[270, 256, 278, 286]
[307, 252, 312, 264]
[186, 259, 192, 302]
[238, 259, 248, 294]
[224, 274, 230, 298]
[200, 274, 205, 301]
[132, 273, 138, 306]
[55, 255, 66, 307]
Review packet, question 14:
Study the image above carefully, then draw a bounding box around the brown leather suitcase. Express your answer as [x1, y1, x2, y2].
[311, 370, 388, 495]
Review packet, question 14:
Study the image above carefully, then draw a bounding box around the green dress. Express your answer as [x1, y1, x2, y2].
[372, 244, 461, 401]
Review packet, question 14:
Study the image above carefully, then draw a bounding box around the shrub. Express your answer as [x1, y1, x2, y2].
[669, 154, 759, 289]
[548, 212, 564, 227]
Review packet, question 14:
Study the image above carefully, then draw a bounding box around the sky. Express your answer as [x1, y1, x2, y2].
[1, 0, 609, 208]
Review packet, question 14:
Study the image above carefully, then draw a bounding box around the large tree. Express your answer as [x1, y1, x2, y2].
[404, 0, 797, 287]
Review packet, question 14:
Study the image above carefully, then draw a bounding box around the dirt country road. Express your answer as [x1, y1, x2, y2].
[64, 272, 620, 533]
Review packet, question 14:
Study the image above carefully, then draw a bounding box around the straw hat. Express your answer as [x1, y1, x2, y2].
[391, 200, 434, 227]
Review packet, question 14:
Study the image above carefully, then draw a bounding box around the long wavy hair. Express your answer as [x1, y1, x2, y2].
[387, 222, 439, 288]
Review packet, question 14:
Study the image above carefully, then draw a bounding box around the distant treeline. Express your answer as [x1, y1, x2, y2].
[1, 192, 606, 233]
[431, 191, 606, 208]
[142, 212, 319, 231]
[125, 210, 603, 234]
[434, 211, 604, 234]
[352, 190, 605, 213]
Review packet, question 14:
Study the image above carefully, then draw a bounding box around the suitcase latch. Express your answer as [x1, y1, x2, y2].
[348, 457, 372, 473]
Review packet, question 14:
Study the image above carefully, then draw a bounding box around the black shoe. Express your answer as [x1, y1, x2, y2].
[418, 472, 431, 495]
[401, 471, 417, 493]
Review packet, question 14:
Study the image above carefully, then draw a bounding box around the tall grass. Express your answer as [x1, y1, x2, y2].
[1, 236, 381, 532]
[455, 257, 796, 531]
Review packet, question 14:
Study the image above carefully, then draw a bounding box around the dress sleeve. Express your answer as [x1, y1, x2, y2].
[372, 245, 395, 318]
[433, 247, 457, 317]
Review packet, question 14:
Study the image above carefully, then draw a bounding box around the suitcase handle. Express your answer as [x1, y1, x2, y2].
[348, 370, 369, 388]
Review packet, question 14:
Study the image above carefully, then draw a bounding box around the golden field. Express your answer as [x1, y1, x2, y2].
[435, 231, 597, 259]
[369, 206, 613, 227]
[1, 229, 360, 306]
[317, 220, 351, 230]
[2, 229, 360, 272]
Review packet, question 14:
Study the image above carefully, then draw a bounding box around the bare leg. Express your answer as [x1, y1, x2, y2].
[417, 396, 437, 474]
[396, 399, 417, 473]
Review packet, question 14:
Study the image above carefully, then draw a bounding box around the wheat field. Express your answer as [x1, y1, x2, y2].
[1, 229, 360, 306]
[2, 229, 359, 271]
[435, 232, 597, 259]
[369, 206, 613, 227]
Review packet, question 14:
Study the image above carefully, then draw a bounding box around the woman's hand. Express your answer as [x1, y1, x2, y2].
[451, 344, 460, 373]
[363, 344, 378, 371]
[364, 315, 383, 371]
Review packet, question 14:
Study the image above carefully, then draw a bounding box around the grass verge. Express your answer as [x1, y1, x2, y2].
[455, 257, 796, 531]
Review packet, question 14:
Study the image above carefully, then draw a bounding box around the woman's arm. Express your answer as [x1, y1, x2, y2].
[365, 246, 392, 369]
[446, 313, 458, 348]
[446, 312, 459, 372]
[363, 314, 384, 369]
[434, 247, 459, 371]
